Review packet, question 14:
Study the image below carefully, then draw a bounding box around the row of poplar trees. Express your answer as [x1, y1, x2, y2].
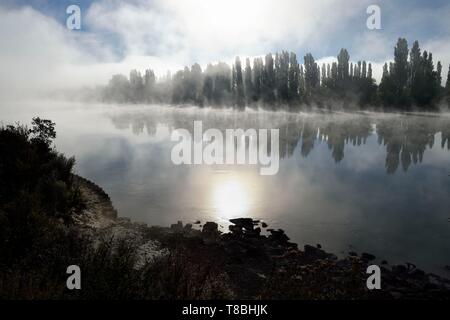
[104, 38, 450, 110]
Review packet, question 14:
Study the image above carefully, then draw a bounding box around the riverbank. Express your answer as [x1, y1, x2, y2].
[77, 175, 450, 300]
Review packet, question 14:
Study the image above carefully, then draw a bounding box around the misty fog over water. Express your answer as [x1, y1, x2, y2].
[1, 101, 449, 275]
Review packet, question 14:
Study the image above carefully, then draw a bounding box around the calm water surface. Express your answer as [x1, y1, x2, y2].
[2, 101, 450, 274]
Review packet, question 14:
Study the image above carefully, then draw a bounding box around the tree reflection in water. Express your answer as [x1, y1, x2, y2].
[108, 109, 450, 174]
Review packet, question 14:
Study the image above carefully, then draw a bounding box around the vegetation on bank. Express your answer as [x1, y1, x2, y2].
[102, 38, 450, 110]
[0, 119, 222, 299]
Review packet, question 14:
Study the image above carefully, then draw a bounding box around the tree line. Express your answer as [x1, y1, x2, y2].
[102, 38, 450, 110]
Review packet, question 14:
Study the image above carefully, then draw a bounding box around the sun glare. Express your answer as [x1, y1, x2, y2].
[212, 176, 250, 218]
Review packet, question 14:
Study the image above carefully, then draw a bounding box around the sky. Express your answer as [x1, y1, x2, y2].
[0, 0, 449, 98]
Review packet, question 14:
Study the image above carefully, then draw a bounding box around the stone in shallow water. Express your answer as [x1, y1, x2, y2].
[229, 218, 254, 230]
[229, 224, 243, 234]
[246, 227, 261, 238]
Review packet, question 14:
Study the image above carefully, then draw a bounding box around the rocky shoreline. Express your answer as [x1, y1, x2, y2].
[75, 175, 450, 299]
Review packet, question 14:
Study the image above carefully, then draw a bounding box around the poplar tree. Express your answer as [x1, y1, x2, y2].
[288, 52, 300, 102]
[244, 58, 253, 105]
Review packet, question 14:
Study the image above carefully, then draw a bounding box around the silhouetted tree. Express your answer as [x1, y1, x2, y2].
[299, 65, 305, 102]
[244, 58, 253, 106]
[191, 63, 204, 105]
[130, 70, 144, 102]
[203, 64, 214, 104]
[304, 53, 319, 100]
[263, 54, 276, 105]
[105, 74, 131, 103]
[436, 61, 443, 97]
[275, 51, 289, 103]
[446, 65, 450, 107]
[337, 49, 350, 88]
[379, 63, 396, 106]
[232, 57, 245, 109]
[288, 52, 300, 104]
[143, 69, 156, 102]
[393, 38, 409, 107]
[252, 57, 264, 102]
[361, 61, 367, 79]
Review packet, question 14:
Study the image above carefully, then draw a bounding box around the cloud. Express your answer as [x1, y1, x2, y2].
[424, 37, 450, 85]
[0, 4, 182, 99]
[85, 0, 369, 64]
[352, 32, 393, 62]
[0, 0, 449, 99]
[0, 6, 84, 98]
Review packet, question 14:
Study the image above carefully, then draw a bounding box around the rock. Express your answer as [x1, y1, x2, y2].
[428, 274, 449, 289]
[381, 260, 388, 265]
[406, 262, 416, 271]
[361, 252, 376, 261]
[170, 221, 183, 232]
[246, 227, 261, 238]
[203, 221, 218, 232]
[268, 229, 290, 243]
[229, 224, 243, 235]
[348, 251, 358, 257]
[392, 264, 408, 274]
[316, 244, 322, 249]
[229, 218, 254, 231]
[184, 223, 192, 231]
[410, 269, 425, 278]
[261, 222, 268, 228]
[194, 220, 201, 224]
[202, 222, 220, 245]
[304, 245, 329, 260]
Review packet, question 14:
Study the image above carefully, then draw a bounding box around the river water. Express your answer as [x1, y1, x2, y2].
[2, 100, 450, 275]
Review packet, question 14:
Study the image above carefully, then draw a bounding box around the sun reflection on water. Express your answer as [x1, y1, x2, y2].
[211, 174, 251, 219]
